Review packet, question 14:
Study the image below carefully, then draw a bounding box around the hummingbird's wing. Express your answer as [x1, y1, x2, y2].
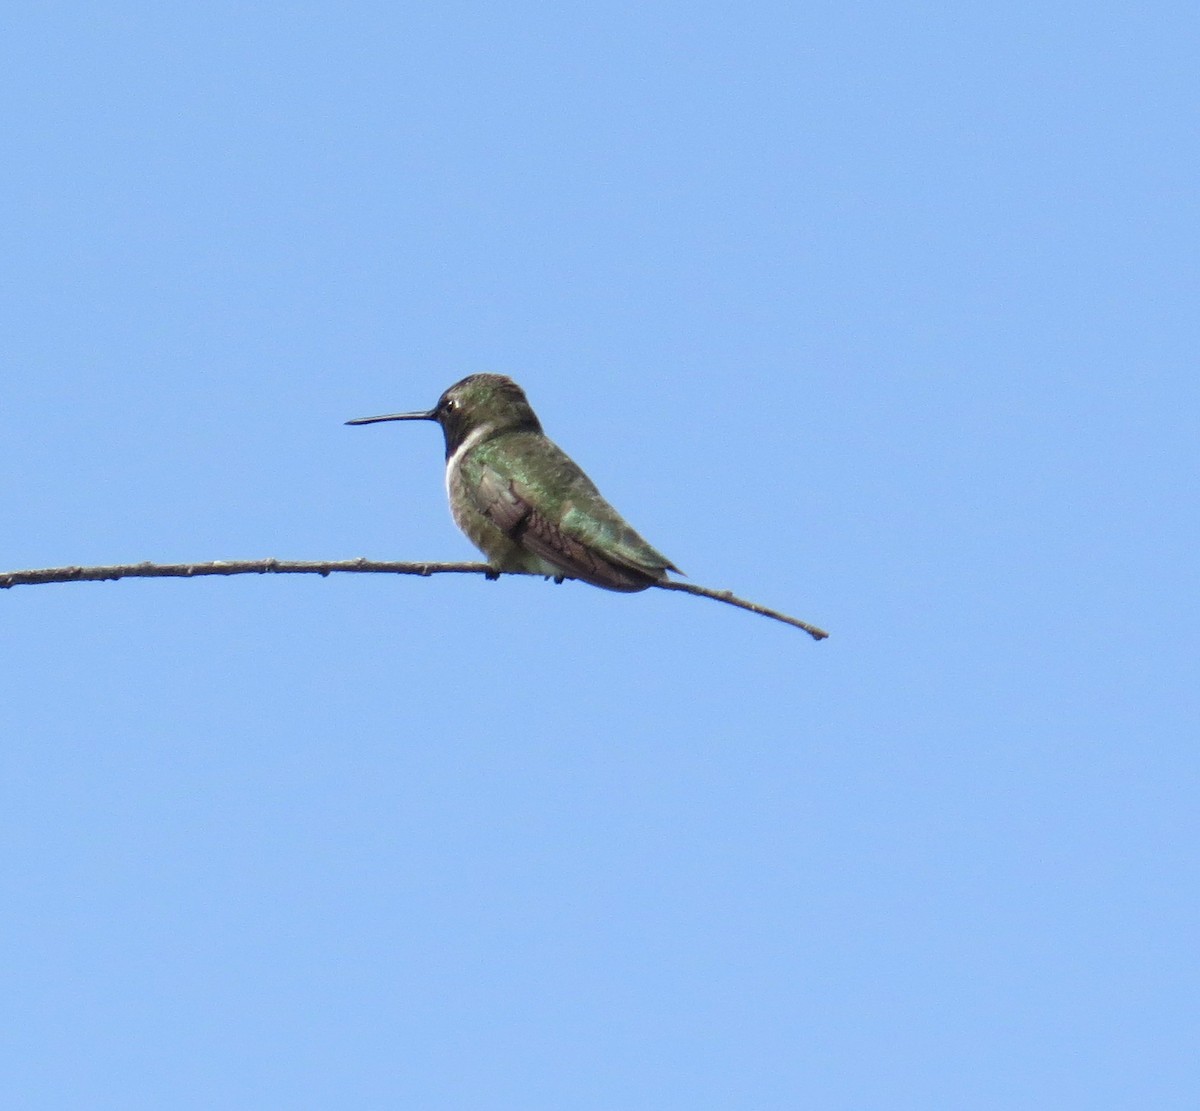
[465, 433, 679, 593]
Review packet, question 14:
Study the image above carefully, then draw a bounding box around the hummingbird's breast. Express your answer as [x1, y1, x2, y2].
[444, 431, 559, 577]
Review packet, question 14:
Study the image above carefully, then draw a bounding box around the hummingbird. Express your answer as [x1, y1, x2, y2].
[347, 374, 680, 592]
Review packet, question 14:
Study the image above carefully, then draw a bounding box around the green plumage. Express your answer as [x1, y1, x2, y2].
[452, 429, 677, 591]
[348, 373, 680, 593]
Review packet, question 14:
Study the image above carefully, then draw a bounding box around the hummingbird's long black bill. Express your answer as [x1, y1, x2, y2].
[345, 410, 436, 426]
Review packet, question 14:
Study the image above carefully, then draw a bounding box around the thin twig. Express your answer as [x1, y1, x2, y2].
[0, 559, 828, 639]
[653, 580, 828, 640]
[0, 559, 494, 587]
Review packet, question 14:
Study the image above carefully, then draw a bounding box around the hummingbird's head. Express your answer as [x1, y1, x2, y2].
[346, 374, 543, 459]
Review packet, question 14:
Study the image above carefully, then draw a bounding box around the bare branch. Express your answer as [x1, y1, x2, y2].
[0, 558, 495, 588]
[0, 559, 828, 639]
[654, 580, 828, 640]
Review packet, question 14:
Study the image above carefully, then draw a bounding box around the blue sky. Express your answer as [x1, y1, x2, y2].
[2, 3, 1196, 1107]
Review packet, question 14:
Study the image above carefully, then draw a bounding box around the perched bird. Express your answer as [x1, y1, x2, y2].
[347, 374, 680, 592]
